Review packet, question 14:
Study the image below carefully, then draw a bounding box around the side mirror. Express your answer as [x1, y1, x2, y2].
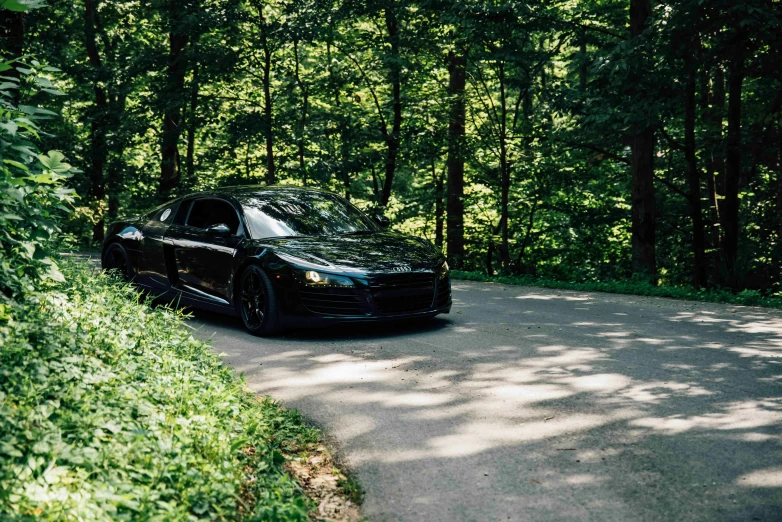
[373, 213, 390, 229]
[207, 223, 232, 236]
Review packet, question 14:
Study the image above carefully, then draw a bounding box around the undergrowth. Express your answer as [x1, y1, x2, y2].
[0, 262, 320, 520]
[452, 270, 782, 309]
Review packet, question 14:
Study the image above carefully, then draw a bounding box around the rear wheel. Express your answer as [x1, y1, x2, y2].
[237, 264, 279, 336]
[102, 242, 134, 281]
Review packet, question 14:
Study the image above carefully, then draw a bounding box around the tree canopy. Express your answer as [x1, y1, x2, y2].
[4, 0, 782, 291]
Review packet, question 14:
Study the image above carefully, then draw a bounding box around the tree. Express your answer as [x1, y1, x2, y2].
[629, 0, 656, 282]
[446, 45, 466, 268]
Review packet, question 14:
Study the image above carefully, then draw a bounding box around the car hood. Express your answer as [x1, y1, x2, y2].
[249, 232, 441, 274]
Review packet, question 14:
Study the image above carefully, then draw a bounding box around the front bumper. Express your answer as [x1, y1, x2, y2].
[277, 271, 452, 328]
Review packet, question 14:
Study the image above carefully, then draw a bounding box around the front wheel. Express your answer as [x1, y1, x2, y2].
[236, 264, 279, 336]
[102, 242, 134, 281]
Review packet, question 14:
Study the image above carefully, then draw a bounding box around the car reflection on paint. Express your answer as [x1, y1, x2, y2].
[101, 185, 451, 335]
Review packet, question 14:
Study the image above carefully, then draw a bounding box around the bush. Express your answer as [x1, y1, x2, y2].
[451, 270, 782, 309]
[0, 263, 317, 520]
[0, 58, 77, 309]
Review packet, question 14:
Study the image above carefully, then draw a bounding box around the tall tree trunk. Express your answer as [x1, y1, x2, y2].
[106, 93, 127, 224]
[777, 125, 782, 284]
[260, 30, 275, 185]
[701, 66, 725, 264]
[380, 6, 401, 206]
[497, 61, 511, 271]
[630, 0, 656, 281]
[294, 40, 309, 186]
[160, 1, 189, 193]
[185, 57, 199, 179]
[0, 9, 23, 104]
[433, 159, 444, 250]
[446, 48, 466, 268]
[722, 35, 745, 287]
[84, 0, 108, 242]
[684, 49, 707, 288]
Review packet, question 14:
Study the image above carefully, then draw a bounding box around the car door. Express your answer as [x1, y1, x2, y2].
[163, 197, 244, 305]
[136, 200, 182, 292]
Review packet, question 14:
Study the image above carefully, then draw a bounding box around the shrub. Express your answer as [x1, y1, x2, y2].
[0, 263, 316, 520]
[0, 58, 76, 310]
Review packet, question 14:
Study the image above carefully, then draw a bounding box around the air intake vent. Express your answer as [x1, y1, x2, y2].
[298, 287, 366, 316]
[436, 275, 451, 307]
[369, 272, 435, 314]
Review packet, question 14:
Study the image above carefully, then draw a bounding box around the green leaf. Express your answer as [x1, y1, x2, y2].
[3, 159, 28, 170]
[4, 0, 47, 11]
[37, 150, 71, 174]
[0, 121, 18, 136]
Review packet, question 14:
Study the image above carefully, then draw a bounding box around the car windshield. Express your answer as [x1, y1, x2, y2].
[239, 191, 379, 239]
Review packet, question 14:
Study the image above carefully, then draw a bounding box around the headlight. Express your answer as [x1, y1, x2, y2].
[303, 270, 355, 287]
[438, 261, 449, 280]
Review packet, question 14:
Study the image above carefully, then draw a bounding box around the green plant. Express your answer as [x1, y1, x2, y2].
[0, 58, 76, 307]
[0, 262, 319, 520]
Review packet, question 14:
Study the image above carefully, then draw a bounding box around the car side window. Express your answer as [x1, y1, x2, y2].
[186, 199, 241, 234]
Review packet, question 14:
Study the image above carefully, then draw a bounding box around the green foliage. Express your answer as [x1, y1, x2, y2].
[0, 62, 76, 304]
[452, 270, 782, 309]
[0, 262, 316, 520]
[336, 472, 364, 506]
[18, 0, 782, 289]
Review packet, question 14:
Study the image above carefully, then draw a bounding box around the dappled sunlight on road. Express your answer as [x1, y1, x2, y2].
[738, 468, 782, 488]
[191, 281, 782, 521]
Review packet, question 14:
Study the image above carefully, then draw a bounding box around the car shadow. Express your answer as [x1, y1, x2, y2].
[182, 305, 453, 341]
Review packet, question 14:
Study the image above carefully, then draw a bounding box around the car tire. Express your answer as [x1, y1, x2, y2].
[102, 242, 135, 281]
[236, 264, 280, 336]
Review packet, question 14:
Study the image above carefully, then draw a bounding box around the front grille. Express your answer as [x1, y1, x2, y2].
[370, 272, 435, 314]
[437, 275, 451, 307]
[298, 286, 366, 316]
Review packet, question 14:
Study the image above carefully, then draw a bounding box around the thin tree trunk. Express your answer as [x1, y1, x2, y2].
[433, 159, 444, 250]
[327, 36, 351, 199]
[84, 0, 108, 242]
[722, 34, 745, 287]
[261, 32, 275, 185]
[486, 241, 494, 276]
[515, 200, 538, 273]
[160, 1, 188, 193]
[497, 61, 512, 271]
[293, 40, 309, 186]
[106, 92, 126, 224]
[446, 47, 466, 268]
[701, 66, 724, 263]
[185, 57, 199, 179]
[630, 0, 656, 281]
[380, 6, 401, 206]
[684, 49, 707, 288]
[777, 125, 782, 284]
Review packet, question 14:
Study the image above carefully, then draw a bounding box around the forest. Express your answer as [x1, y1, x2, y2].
[3, 0, 782, 292]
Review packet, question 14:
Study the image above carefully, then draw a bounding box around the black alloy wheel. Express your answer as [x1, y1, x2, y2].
[102, 243, 133, 280]
[237, 264, 278, 335]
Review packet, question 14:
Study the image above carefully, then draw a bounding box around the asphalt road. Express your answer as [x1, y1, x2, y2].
[190, 281, 782, 522]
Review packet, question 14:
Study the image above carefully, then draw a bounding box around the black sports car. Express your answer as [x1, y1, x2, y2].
[101, 186, 451, 334]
